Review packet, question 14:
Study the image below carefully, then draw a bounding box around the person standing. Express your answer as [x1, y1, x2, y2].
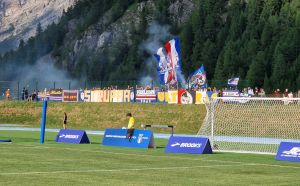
[22, 87, 25, 100]
[63, 112, 67, 129]
[126, 113, 135, 142]
[5, 89, 11, 100]
[25, 89, 29, 101]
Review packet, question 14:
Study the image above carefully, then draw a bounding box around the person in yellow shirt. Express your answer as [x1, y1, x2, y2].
[126, 113, 135, 142]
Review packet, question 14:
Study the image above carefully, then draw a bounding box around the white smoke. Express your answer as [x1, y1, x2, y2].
[139, 21, 187, 88]
[1, 54, 78, 91]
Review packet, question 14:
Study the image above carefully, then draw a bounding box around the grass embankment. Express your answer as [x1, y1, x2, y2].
[0, 101, 206, 134]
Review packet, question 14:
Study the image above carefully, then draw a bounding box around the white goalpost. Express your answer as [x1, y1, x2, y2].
[198, 97, 300, 154]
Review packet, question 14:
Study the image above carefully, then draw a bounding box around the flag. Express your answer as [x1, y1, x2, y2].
[154, 47, 170, 85]
[154, 38, 184, 86]
[188, 65, 207, 89]
[228, 77, 239, 86]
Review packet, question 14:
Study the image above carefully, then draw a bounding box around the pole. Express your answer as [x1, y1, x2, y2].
[17, 81, 20, 100]
[151, 80, 154, 90]
[40, 100, 48, 144]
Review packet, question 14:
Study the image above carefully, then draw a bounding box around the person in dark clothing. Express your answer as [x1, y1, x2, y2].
[31, 91, 37, 101]
[22, 87, 25, 100]
[25, 89, 29, 100]
[63, 112, 67, 129]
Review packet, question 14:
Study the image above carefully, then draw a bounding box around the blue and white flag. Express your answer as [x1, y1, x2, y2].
[228, 77, 239, 86]
[188, 65, 207, 88]
[154, 38, 184, 86]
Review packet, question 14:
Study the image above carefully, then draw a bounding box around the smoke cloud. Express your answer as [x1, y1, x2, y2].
[0, 54, 78, 92]
[139, 21, 187, 88]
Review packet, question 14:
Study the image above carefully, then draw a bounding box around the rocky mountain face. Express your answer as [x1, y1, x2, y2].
[69, 0, 195, 65]
[0, 0, 75, 53]
[0, 0, 196, 82]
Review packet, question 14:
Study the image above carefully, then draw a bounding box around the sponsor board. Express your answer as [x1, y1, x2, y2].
[102, 128, 155, 148]
[165, 136, 212, 154]
[275, 142, 300, 162]
[55, 129, 90, 144]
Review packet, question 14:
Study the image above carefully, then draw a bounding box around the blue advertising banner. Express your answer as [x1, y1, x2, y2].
[275, 142, 300, 162]
[102, 128, 155, 148]
[55, 129, 90, 144]
[165, 136, 212, 154]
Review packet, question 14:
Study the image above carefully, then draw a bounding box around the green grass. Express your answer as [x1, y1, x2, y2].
[0, 101, 206, 134]
[1, 131, 300, 186]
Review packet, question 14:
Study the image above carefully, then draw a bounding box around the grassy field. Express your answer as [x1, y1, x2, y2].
[0, 101, 205, 134]
[0, 131, 300, 186]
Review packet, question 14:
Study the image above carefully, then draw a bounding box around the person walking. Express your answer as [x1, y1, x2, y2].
[63, 112, 68, 129]
[126, 113, 135, 142]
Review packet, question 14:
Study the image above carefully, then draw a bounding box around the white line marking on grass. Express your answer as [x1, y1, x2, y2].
[7, 144, 300, 170]
[0, 164, 246, 176]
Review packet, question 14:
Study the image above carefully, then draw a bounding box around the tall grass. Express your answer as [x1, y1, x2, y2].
[0, 101, 206, 134]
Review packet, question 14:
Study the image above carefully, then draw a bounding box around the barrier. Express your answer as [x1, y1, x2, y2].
[275, 142, 300, 162]
[165, 136, 212, 154]
[36, 89, 220, 104]
[142, 124, 175, 136]
[55, 129, 90, 144]
[102, 128, 155, 148]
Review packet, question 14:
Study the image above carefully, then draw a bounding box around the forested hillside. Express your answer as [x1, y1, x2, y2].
[0, 0, 299, 92]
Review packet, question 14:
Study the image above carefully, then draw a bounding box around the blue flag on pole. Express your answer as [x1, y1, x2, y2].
[188, 65, 207, 89]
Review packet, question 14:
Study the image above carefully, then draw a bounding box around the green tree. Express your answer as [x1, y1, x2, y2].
[246, 51, 266, 87]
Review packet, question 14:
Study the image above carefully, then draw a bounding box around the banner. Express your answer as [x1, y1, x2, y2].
[110, 90, 125, 103]
[79, 90, 85, 102]
[91, 90, 100, 102]
[135, 90, 157, 103]
[123, 90, 131, 102]
[102, 128, 155, 148]
[157, 91, 167, 103]
[102, 90, 110, 102]
[165, 136, 212, 154]
[188, 65, 207, 89]
[63, 90, 78, 102]
[84, 90, 91, 102]
[166, 90, 178, 104]
[195, 91, 206, 104]
[275, 142, 300, 162]
[37, 91, 49, 101]
[55, 129, 90, 144]
[178, 89, 194, 104]
[49, 89, 63, 102]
